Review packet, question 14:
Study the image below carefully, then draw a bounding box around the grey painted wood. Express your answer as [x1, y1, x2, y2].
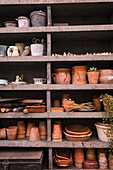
[49, 148, 53, 170]
[0, 84, 112, 90]
[47, 34, 51, 56]
[47, 6, 52, 26]
[1, 0, 113, 5]
[47, 62, 51, 84]
[0, 25, 113, 33]
[0, 137, 110, 148]
[0, 55, 113, 62]
[0, 112, 104, 118]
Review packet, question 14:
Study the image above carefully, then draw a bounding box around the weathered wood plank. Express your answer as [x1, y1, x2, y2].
[0, 137, 110, 148]
[0, 55, 113, 62]
[1, 25, 113, 33]
[0, 84, 113, 90]
[0, 112, 104, 118]
[48, 148, 53, 170]
[47, 6, 52, 26]
[0, 0, 113, 5]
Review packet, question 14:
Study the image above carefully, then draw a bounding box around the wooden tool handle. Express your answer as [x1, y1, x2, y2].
[23, 109, 28, 114]
[1, 108, 6, 113]
[6, 108, 13, 113]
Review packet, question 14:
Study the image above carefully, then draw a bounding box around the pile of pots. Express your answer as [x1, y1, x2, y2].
[63, 125, 92, 142]
[52, 66, 113, 84]
[0, 120, 47, 141]
[52, 121, 62, 141]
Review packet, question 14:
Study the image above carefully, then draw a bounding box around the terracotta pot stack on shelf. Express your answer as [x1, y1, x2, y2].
[52, 121, 62, 141]
[26, 123, 35, 139]
[17, 121, 26, 139]
[7, 126, 18, 140]
[74, 148, 84, 168]
[29, 127, 40, 141]
[39, 121, 47, 140]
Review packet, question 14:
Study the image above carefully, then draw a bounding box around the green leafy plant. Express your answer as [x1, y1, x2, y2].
[88, 67, 98, 72]
[100, 94, 113, 156]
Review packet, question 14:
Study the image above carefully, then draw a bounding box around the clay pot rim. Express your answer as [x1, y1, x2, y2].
[95, 123, 111, 129]
[65, 125, 90, 135]
[55, 68, 71, 72]
[99, 69, 113, 72]
[64, 130, 92, 137]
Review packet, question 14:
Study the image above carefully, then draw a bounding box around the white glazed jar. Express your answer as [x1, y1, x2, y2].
[16, 16, 30, 27]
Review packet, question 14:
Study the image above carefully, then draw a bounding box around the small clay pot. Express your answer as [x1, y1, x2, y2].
[26, 123, 35, 138]
[29, 127, 40, 141]
[53, 100, 60, 107]
[7, 126, 17, 140]
[109, 155, 113, 169]
[86, 148, 96, 161]
[0, 128, 6, 139]
[87, 72, 99, 84]
[93, 98, 101, 111]
[74, 162, 83, 168]
[17, 121, 26, 135]
[52, 133, 62, 139]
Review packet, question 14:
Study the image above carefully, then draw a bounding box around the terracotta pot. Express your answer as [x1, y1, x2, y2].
[51, 107, 64, 112]
[29, 127, 40, 141]
[72, 66, 88, 84]
[74, 149, 84, 159]
[17, 121, 26, 135]
[93, 98, 101, 111]
[83, 160, 98, 169]
[62, 94, 70, 106]
[99, 69, 113, 84]
[99, 153, 108, 169]
[53, 124, 61, 134]
[87, 72, 99, 84]
[52, 68, 71, 84]
[7, 126, 17, 140]
[65, 125, 90, 135]
[52, 133, 62, 139]
[40, 135, 46, 140]
[53, 100, 60, 107]
[109, 155, 113, 169]
[86, 148, 96, 161]
[26, 123, 35, 138]
[0, 128, 6, 139]
[17, 134, 25, 139]
[39, 121, 47, 139]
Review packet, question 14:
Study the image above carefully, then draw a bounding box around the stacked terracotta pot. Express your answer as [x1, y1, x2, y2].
[109, 154, 113, 169]
[74, 148, 84, 168]
[53, 149, 72, 167]
[7, 126, 17, 140]
[98, 152, 108, 169]
[29, 127, 40, 141]
[64, 125, 92, 141]
[52, 121, 62, 141]
[0, 128, 6, 139]
[86, 148, 96, 161]
[39, 121, 47, 140]
[17, 121, 26, 139]
[26, 122, 35, 139]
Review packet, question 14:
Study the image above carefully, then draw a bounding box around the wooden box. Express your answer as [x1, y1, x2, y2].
[0, 149, 44, 170]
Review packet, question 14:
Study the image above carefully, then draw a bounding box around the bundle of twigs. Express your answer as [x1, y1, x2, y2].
[64, 102, 96, 112]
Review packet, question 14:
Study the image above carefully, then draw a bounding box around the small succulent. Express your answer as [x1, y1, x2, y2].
[88, 67, 98, 72]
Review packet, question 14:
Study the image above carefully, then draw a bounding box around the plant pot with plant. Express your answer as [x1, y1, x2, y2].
[87, 67, 99, 84]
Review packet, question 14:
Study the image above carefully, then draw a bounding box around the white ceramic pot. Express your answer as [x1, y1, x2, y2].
[30, 44, 44, 56]
[17, 17, 30, 27]
[95, 123, 113, 142]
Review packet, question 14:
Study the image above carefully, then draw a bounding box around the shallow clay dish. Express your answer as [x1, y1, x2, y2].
[65, 125, 90, 135]
[63, 131, 92, 141]
[26, 106, 46, 113]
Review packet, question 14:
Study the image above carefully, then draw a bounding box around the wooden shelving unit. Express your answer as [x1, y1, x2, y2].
[0, 1, 113, 169]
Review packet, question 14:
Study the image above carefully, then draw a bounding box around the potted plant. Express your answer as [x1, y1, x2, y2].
[95, 94, 113, 154]
[87, 67, 99, 84]
[93, 95, 102, 111]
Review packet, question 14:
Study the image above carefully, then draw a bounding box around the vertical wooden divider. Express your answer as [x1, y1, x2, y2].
[47, 5, 53, 170]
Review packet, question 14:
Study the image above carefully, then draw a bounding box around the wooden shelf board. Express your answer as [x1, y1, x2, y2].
[0, 55, 113, 62]
[0, 0, 113, 5]
[0, 25, 113, 34]
[0, 84, 113, 90]
[0, 137, 110, 148]
[0, 112, 104, 118]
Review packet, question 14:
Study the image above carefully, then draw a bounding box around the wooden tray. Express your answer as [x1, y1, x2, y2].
[26, 106, 46, 113]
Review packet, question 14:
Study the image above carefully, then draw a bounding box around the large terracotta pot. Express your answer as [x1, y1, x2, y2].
[52, 68, 71, 84]
[87, 72, 99, 84]
[72, 66, 87, 84]
[99, 69, 113, 84]
[74, 148, 84, 168]
[29, 127, 40, 141]
[17, 121, 26, 135]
